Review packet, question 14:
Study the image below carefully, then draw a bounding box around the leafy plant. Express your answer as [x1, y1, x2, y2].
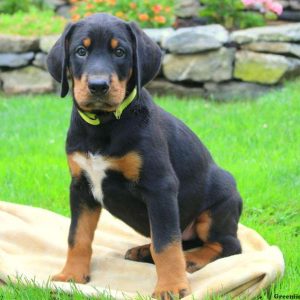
[0, 0, 49, 14]
[200, 0, 266, 29]
[70, 0, 174, 28]
[0, 8, 67, 36]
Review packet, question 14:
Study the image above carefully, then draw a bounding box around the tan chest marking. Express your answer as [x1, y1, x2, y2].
[107, 151, 142, 182]
[68, 151, 142, 205]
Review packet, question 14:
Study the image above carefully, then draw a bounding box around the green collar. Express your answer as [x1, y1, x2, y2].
[77, 87, 137, 126]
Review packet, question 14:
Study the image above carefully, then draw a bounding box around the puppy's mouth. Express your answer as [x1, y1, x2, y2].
[83, 98, 118, 112]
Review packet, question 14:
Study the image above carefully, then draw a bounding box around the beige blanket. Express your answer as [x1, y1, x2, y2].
[0, 201, 284, 299]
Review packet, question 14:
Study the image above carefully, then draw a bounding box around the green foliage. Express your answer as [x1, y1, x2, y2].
[0, 0, 48, 14]
[238, 11, 266, 28]
[0, 8, 66, 36]
[200, 0, 266, 29]
[70, 0, 174, 28]
[0, 0, 31, 14]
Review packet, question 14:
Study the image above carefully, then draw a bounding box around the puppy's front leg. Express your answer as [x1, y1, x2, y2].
[52, 175, 101, 283]
[145, 178, 191, 299]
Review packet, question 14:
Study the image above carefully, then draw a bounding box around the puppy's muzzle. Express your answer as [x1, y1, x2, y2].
[88, 78, 110, 96]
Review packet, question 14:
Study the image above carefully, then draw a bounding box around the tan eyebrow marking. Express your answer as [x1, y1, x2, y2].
[83, 38, 91, 48]
[111, 38, 119, 49]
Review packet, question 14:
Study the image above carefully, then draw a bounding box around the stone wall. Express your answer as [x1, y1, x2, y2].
[278, 0, 300, 22]
[1, 23, 300, 100]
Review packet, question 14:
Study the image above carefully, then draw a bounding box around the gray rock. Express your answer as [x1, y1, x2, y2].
[278, 1, 290, 8]
[40, 35, 60, 53]
[231, 23, 300, 44]
[0, 34, 39, 53]
[162, 25, 228, 54]
[43, 0, 67, 8]
[0, 66, 54, 94]
[56, 5, 71, 18]
[144, 28, 174, 44]
[204, 81, 274, 101]
[0, 52, 34, 68]
[290, 0, 300, 10]
[242, 42, 300, 57]
[234, 50, 300, 84]
[33, 52, 48, 69]
[174, 0, 200, 18]
[163, 47, 235, 82]
[146, 79, 205, 98]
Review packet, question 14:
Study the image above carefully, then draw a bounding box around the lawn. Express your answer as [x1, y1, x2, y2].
[0, 80, 299, 299]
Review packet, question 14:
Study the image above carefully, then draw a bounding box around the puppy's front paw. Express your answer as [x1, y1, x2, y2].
[152, 283, 191, 300]
[51, 270, 90, 284]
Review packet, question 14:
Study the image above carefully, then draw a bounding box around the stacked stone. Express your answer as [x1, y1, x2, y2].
[146, 23, 300, 100]
[278, 0, 300, 22]
[0, 35, 54, 94]
[1, 23, 300, 101]
[232, 24, 300, 85]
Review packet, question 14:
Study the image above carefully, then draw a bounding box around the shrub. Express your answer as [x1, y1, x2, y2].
[200, 0, 267, 29]
[0, 8, 66, 36]
[70, 0, 174, 28]
[0, 0, 48, 14]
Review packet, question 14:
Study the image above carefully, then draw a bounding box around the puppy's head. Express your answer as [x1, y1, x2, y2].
[47, 13, 161, 112]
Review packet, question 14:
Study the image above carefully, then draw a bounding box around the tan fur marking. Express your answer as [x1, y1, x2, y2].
[111, 38, 119, 49]
[109, 73, 126, 107]
[195, 210, 212, 242]
[73, 73, 127, 112]
[52, 207, 101, 283]
[73, 75, 91, 111]
[67, 152, 85, 178]
[83, 38, 91, 48]
[185, 242, 222, 273]
[125, 243, 151, 261]
[108, 151, 142, 182]
[151, 242, 191, 298]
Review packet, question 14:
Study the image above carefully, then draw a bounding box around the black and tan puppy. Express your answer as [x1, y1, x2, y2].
[47, 13, 242, 299]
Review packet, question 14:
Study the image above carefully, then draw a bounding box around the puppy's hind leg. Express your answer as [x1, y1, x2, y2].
[125, 243, 153, 263]
[185, 168, 242, 273]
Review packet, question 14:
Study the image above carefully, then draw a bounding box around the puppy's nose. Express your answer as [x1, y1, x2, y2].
[88, 79, 110, 95]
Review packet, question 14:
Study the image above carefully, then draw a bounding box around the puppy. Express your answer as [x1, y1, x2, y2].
[47, 13, 242, 299]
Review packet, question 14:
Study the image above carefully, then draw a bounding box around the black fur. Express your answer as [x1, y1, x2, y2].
[47, 13, 242, 266]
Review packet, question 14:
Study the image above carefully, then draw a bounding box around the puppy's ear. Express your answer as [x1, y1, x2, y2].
[127, 22, 162, 98]
[47, 23, 76, 97]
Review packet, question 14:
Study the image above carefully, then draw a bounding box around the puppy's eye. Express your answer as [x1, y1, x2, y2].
[114, 47, 125, 57]
[76, 46, 87, 57]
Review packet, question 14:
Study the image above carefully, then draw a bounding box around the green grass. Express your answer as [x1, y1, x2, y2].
[0, 8, 66, 36]
[0, 80, 299, 299]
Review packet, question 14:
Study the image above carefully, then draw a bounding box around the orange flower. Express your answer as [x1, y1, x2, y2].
[85, 12, 92, 17]
[116, 11, 124, 18]
[152, 4, 162, 14]
[138, 13, 149, 22]
[107, 0, 116, 6]
[94, 0, 104, 2]
[129, 2, 137, 9]
[165, 6, 171, 13]
[72, 14, 81, 21]
[86, 3, 94, 9]
[154, 15, 166, 24]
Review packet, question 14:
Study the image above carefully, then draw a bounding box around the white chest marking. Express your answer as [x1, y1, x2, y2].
[73, 153, 110, 206]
